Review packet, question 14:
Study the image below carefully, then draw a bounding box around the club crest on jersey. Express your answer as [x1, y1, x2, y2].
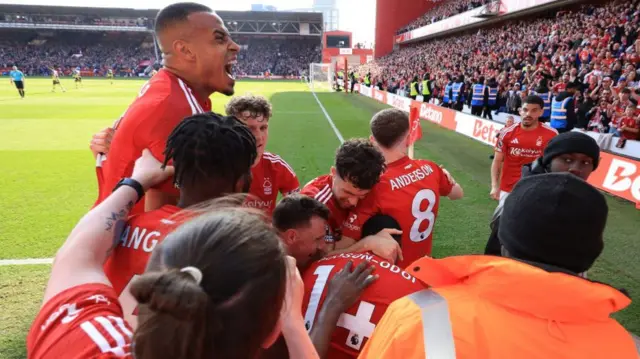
[536, 136, 543, 147]
[263, 178, 273, 195]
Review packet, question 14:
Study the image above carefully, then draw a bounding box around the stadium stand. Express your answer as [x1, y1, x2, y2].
[359, 0, 640, 135]
[0, 4, 322, 78]
[396, 0, 492, 35]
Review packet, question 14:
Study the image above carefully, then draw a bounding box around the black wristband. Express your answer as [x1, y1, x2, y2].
[113, 178, 145, 203]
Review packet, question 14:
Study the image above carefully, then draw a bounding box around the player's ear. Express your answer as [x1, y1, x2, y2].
[174, 39, 195, 61]
[330, 166, 336, 177]
[283, 229, 297, 246]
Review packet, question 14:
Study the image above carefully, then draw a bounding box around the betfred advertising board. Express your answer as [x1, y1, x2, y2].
[454, 113, 504, 146]
[588, 152, 640, 208]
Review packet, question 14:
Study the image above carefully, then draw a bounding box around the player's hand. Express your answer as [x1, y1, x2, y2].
[325, 261, 377, 312]
[281, 256, 305, 321]
[90, 127, 114, 158]
[490, 187, 500, 201]
[364, 229, 404, 264]
[130, 149, 174, 191]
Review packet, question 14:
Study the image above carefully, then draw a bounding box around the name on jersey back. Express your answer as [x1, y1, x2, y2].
[390, 164, 435, 191]
[318, 253, 418, 284]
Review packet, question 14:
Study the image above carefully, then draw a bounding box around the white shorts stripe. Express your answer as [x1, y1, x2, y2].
[95, 316, 127, 351]
[80, 321, 116, 354]
[177, 79, 198, 115]
[109, 316, 133, 339]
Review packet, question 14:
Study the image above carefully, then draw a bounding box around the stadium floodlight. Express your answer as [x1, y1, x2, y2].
[309, 63, 333, 92]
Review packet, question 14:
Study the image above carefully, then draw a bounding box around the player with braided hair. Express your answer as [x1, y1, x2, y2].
[103, 112, 257, 328]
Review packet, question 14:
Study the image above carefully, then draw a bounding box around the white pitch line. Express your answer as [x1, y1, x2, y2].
[0, 258, 53, 266]
[309, 89, 345, 144]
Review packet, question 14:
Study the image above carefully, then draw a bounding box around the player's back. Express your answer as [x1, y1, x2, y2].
[302, 252, 426, 359]
[373, 157, 454, 266]
[98, 69, 209, 214]
[103, 204, 181, 327]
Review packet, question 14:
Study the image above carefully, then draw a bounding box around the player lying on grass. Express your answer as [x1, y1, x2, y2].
[90, 2, 241, 216]
[225, 95, 300, 214]
[27, 147, 325, 359]
[300, 139, 405, 263]
[103, 112, 257, 328]
[339, 109, 464, 268]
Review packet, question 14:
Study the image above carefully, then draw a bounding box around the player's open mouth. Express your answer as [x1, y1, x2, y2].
[225, 60, 237, 80]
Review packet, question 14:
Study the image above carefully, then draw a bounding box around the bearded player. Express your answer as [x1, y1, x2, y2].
[90, 3, 240, 216]
[225, 95, 300, 214]
[300, 139, 403, 263]
[301, 215, 426, 359]
[490, 95, 557, 208]
[340, 109, 464, 268]
[103, 113, 256, 328]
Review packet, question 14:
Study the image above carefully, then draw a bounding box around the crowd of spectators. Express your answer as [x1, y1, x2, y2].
[361, 0, 640, 137]
[1, 13, 151, 28]
[396, 0, 491, 35]
[235, 38, 321, 77]
[1, 33, 321, 77]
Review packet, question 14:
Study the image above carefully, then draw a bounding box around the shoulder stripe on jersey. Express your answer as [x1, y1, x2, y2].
[80, 316, 129, 356]
[187, 86, 205, 113]
[177, 79, 199, 115]
[315, 184, 332, 204]
[108, 316, 133, 338]
[541, 123, 559, 134]
[264, 153, 297, 176]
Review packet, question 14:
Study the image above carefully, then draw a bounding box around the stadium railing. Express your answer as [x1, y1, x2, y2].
[352, 83, 640, 210]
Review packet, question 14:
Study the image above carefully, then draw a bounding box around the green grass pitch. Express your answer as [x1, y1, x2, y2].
[0, 78, 638, 358]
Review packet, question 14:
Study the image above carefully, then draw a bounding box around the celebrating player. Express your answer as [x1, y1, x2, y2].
[301, 215, 426, 358]
[50, 67, 66, 93]
[27, 150, 318, 359]
[490, 95, 557, 207]
[73, 67, 83, 89]
[103, 113, 257, 327]
[300, 139, 386, 244]
[225, 95, 300, 214]
[106, 68, 114, 85]
[91, 2, 240, 215]
[9, 66, 25, 99]
[341, 109, 464, 267]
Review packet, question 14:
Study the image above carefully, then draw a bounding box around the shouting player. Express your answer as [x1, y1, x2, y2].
[91, 2, 240, 215]
[301, 139, 401, 261]
[342, 109, 464, 267]
[226, 95, 300, 214]
[490, 95, 557, 208]
[103, 113, 257, 328]
[301, 215, 426, 358]
[50, 67, 66, 93]
[9, 66, 25, 99]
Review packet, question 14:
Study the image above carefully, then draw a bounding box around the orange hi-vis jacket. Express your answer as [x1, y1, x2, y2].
[359, 255, 638, 359]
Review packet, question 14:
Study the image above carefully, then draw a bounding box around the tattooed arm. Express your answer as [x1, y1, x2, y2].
[42, 149, 174, 305]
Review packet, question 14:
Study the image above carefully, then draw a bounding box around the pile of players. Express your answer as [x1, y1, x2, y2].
[26, 3, 639, 359]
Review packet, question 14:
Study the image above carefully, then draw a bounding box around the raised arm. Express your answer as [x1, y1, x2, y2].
[43, 149, 174, 304]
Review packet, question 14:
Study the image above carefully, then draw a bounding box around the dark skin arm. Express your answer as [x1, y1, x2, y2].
[310, 261, 377, 358]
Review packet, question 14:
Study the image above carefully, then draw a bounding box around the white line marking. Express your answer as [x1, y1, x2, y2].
[0, 258, 53, 266]
[309, 88, 344, 143]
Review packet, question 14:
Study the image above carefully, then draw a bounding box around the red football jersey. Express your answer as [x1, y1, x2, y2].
[302, 252, 426, 359]
[342, 157, 454, 267]
[27, 284, 132, 359]
[103, 204, 181, 326]
[96, 69, 212, 215]
[620, 117, 640, 140]
[245, 152, 300, 214]
[495, 123, 557, 192]
[301, 174, 350, 242]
